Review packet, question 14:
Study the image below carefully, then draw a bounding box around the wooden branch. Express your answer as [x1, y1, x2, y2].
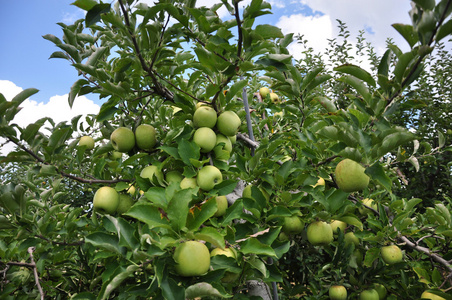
[28, 247, 44, 300]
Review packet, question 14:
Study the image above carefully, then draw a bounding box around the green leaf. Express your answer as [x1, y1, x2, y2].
[393, 50, 416, 85]
[436, 19, 452, 42]
[339, 215, 363, 231]
[240, 237, 276, 257]
[11, 88, 39, 106]
[71, 0, 97, 11]
[100, 265, 139, 300]
[178, 138, 200, 166]
[375, 130, 416, 157]
[69, 79, 89, 108]
[86, 47, 108, 66]
[185, 282, 228, 299]
[42, 34, 62, 45]
[254, 24, 284, 39]
[105, 216, 139, 250]
[187, 196, 217, 231]
[366, 161, 392, 191]
[363, 247, 380, 267]
[392, 24, 419, 48]
[85, 232, 121, 254]
[334, 64, 376, 87]
[86, 3, 111, 27]
[226, 80, 248, 103]
[337, 75, 371, 102]
[125, 203, 171, 229]
[167, 189, 192, 231]
[194, 226, 225, 249]
[144, 187, 168, 209]
[312, 96, 337, 112]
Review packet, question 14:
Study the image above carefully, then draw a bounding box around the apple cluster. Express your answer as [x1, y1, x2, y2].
[110, 124, 157, 153]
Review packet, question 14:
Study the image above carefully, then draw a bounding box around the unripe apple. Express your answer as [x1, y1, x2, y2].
[282, 216, 304, 235]
[216, 111, 241, 137]
[193, 106, 217, 128]
[166, 170, 184, 184]
[78, 136, 95, 150]
[116, 194, 134, 215]
[344, 232, 360, 246]
[228, 135, 237, 144]
[215, 134, 233, 153]
[180, 177, 198, 189]
[93, 186, 119, 214]
[193, 127, 217, 153]
[135, 124, 157, 151]
[213, 196, 228, 217]
[330, 220, 347, 235]
[373, 283, 387, 299]
[359, 289, 379, 300]
[140, 165, 164, 186]
[380, 245, 403, 265]
[358, 198, 378, 215]
[269, 92, 280, 104]
[259, 87, 271, 99]
[329, 285, 347, 300]
[307, 220, 333, 246]
[173, 241, 210, 277]
[111, 151, 122, 160]
[197, 165, 223, 191]
[110, 127, 135, 153]
[335, 159, 370, 192]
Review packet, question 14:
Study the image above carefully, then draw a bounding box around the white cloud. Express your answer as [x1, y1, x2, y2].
[0, 80, 100, 155]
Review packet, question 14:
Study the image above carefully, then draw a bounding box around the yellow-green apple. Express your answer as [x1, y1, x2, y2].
[329, 285, 347, 300]
[335, 159, 369, 192]
[135, 124, 157, 151]
[140, 165, 164, 186]
[228, 135, 237, 144]
[344, 232, 360, 246]
[381, 245, 403, 265]
[259, 87, 270, 99]
[282, 216, 304, 235]
[213, 196, 228, 217]
[359, 289, 379, 300]
[193, 106, 217, 128]
[116, 194, 134, 215]
[180, 177, 198, 189]
[330, 220, 347, 235]
[197, 165, 223, 191]
[373, 283, 387, 299]
[193, 127, 217, 153]
[215, 134, 233, 153]
[78, 136, 95, 150]
[307, 220, 333, 246]
[274, 111, 283, 119]
[173, 241, 210, 277]
[196, 102, 209, 109]
[216, 111, 241, 137]
[270, 92, 280, 104]
[278, 231, 289, 241]
[421, 291, 446, 300]
[166, 170, 184, 184]
[110, 127, 135, 153]
[358, 198, 378, 215]
[93, 186, 119, 214]
[111, 151, 122, 160]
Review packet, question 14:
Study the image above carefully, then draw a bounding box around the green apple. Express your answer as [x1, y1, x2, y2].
[242, 185, 253, 198]
[215, 134, 233, 153]
[214, 195, 228, 217]
[307, 220, 333, 246]
[110, 127, 135, 153]
[197, 165, 223, 191]
[270, 92, 280, 104]
[330, 220, 347, 234]
[78, 136, 95, 150]
[359, 289, 379, 300]
[193, 127, 217, 153]
[335, 159, 370, 192]
[380, 245, 403, 265]
[193, 106, 217, 128]
[421, 291, 446, 300]
[282, 216, 304, 234]
[116, 194, 134, 215]
[173, 241, 210, 277]
[166, 170, 184, 184]
[344, 232, 360, 246]
[180, 177, 198, 189]
[140, 165, 164, 186]
[93, 186, 119, 214]
[228, 135, 237, 144]
[373, 283, 387, 299]
[329, 285, 347, 300]
[358, 198, 378, 215]
[259, 87, 270, 99]
[278, 231, 289, 241]
[135, 124, 157, 151]
[216, 111, 241, 137]
[111, 151, 122, 160]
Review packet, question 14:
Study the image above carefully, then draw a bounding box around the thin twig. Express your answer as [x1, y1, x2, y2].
[28, 247, 44, 300]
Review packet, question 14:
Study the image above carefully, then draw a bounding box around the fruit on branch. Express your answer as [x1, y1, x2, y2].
[380, 245, 403, 265]
[329, 285, 347, 300]
[111, 151, 122, 160]
[110, 127, 135, 153]
[344, 232, 360, 246]
[334, 159, 369, 192]
[140, 165, 164, 186]
[173, 241, 210, 277]
[259, 87, 270, 99]
[78, 136, 95, 150]
[116, 194, 134, 215]
[165, 170, 184, 184]
[215, 134, 233, 153]
[358, 198, 378, 215]
[93, 186, 120, 214]
[270, 92, 280, 104]
[330, 220, 347, 235]
[421, 291, 446, 300]
[180, 177, 198, 189]
[373, 283, 387, 299]
[197, 165, 223, 191]
[213, 195, 228, 217]
[216, 111, 241, 136]
[193, 127, 217, 153]
[307, 220, 333, 246]
[193, 106, 217, 128]
[282, 215, 304, 234]
[228, 135, 237, 144]
[135, 124, 157, 151]
[359, 289, 379, 300]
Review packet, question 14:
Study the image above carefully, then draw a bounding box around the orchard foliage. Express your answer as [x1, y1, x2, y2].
[1, 0, 452, 299]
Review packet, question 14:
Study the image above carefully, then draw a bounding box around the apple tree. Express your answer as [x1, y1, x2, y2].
[1, 0, 452, 299]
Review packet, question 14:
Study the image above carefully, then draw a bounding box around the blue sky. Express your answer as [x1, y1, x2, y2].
[0, 0, 415, 155]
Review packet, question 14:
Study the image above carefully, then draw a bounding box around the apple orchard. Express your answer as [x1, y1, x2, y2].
[1, 0, 452, 299]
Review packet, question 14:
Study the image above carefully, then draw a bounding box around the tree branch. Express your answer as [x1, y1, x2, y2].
[27, 247, 44, 300]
